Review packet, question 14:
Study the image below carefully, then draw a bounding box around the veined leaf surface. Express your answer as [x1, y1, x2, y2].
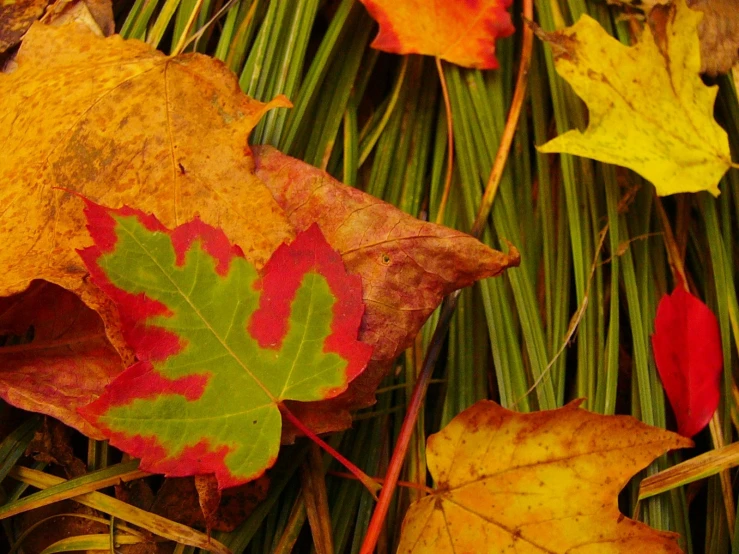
[538, 0, 732, 196]
[398, 401, 692, 553]
[77, 199, 372, 489]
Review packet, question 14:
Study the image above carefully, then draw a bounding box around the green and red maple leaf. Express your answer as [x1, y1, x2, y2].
[76, 198, 372, 489]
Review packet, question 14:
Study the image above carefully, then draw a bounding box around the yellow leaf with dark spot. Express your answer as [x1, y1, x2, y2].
[538, 0, 732, 196]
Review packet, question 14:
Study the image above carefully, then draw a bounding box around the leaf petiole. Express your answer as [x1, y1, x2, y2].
[328, 471, 434, 495]
[279, 405, 381, 499]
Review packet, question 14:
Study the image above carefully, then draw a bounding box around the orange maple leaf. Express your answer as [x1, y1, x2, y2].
[359, 0, 515, 69]
[398, 400, 692, 553]
[0, 21, 293, 356]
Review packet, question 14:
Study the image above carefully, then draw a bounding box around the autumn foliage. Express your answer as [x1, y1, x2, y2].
[398, 401, 691, 553]
[652, 286, 723, 437]
[538, 0, 732, 196]
[0, 0, 734, 551]
[0, 22, 518, 443]
[359, 0, 515, 69]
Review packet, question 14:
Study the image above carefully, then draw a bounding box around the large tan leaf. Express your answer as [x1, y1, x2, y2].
[398, 400, 692, 553]
[253, 146, 520, 433]
[0, 22, 294, 354]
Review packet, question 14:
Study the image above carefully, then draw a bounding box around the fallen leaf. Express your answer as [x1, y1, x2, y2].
[611, 0, 739, 75]
[43, 0, 115, 37]
[537, 0, 733, 196]
[0, 281, 122, 440]
[27, 418, 88, 478]
[0, 21, 517, 444]
[397, 400, 692, 553]
[358, 0, 515, 69]
[652, 286, 722, 437]
[0, 22, 294, 359]
[0, 0, 49, 53]
[253, 146, 520, 434]
[151, 474, 270, 531]
[194, 475, 222, 532]
[690, 0, 739, 75]
[115, 478, 155, 511]
[77, 199, 372, 489]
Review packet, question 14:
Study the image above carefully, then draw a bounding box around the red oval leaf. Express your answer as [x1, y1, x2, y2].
[652, 286, 722, 437]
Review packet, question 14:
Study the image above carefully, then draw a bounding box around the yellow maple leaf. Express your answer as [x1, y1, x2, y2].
[537, 0, 734, 196]
[397, 400, 692, 553]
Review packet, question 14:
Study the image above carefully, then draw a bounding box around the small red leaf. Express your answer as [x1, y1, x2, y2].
[652, 286, 722, 437]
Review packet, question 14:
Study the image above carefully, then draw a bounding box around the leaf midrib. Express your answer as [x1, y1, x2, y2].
[119, 218, 279, 404]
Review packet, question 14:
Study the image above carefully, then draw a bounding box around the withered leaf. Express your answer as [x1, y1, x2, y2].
[253, 146, 520, 434]
[0, 0, 49, 53]
[0, 281, 122, 439]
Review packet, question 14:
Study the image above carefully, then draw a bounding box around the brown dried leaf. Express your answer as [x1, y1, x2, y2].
[690, 0, 739, 75]
[0, 0, 49, 53]
[152, 475, 270, 531]
[43, 0, 115, 36]
[27, 418, 87, 478]
[253, 146, 520, 433]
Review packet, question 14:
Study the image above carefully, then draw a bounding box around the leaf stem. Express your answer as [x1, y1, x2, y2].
[470, 5, 534, 238]
[279, 405, 380, 498]
[359, 292, 459, 554]
[360, 1, 534, 550]
[327, 471, 435, 495]
[433, 57, 455, 225]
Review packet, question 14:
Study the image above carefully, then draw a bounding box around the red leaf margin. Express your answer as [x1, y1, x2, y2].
[248, 224, 369, 395]
[652, 286, 723, 437]
[75, 198, 372, 485]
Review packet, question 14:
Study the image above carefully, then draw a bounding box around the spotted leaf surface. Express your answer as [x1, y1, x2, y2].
[77, 199, 372, 489]
[398, 400, 691, 553]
